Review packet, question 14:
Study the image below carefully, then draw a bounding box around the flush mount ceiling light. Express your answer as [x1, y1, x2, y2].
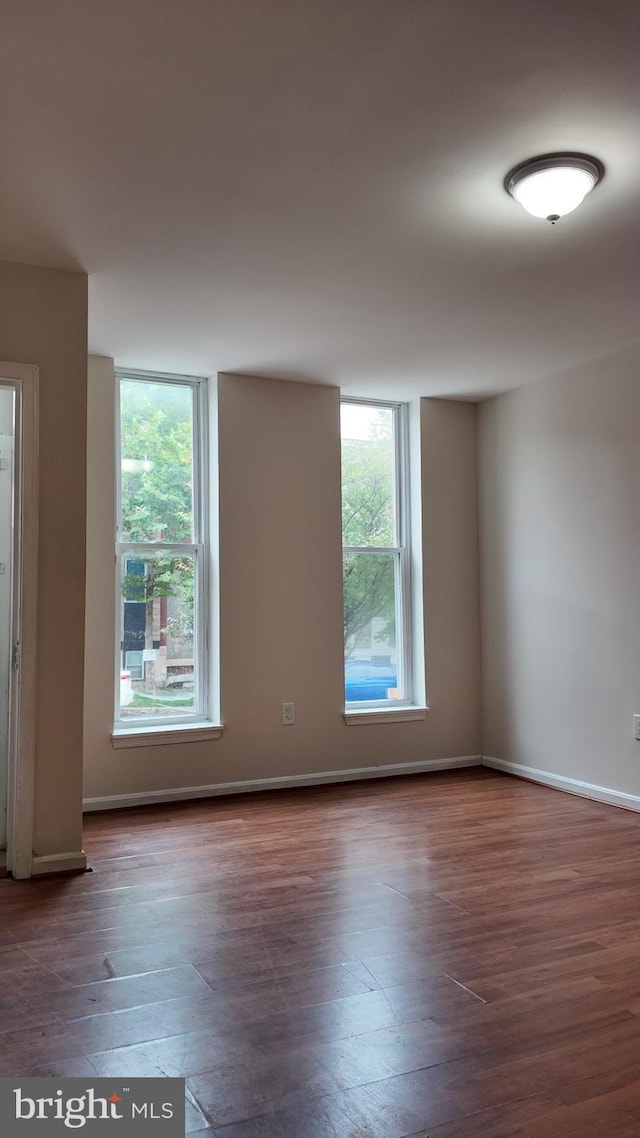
[505, 153, 604, 224]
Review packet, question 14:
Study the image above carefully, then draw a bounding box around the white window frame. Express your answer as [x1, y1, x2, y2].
[114, 369, 210, 730]
[342, 397, 413, 711]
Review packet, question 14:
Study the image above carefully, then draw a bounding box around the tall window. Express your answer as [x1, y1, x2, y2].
[341, 399, 411, 707]
[115, 372, 208, 727]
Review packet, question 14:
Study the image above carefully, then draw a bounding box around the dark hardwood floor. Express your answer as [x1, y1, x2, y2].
[3, 767, 640, 1135]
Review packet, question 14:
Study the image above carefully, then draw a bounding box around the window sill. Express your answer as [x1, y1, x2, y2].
[111, 722, 224, 749]
[344, 706, 428, 726]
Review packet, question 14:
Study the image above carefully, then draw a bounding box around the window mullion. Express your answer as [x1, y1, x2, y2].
[393, 548, 405, 699]
[117, 542, 200, 555]
[342, 545, 401, 556]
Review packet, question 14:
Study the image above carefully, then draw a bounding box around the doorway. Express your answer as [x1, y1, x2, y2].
[0, 364, 38, 879]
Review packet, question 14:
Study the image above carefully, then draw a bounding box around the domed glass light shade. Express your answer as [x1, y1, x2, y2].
[506, 154, 603, 223]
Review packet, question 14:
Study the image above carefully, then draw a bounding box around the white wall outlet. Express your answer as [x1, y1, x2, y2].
[281, 702, 296, 725]
[634, 715, 640, 742]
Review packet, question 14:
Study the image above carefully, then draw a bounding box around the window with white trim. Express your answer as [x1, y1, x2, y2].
[341, 399, 411, 708]
[115, 371, 209, 728]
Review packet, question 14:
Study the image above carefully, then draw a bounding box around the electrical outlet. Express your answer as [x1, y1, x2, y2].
[634, 715, 640, 742]
[281, 702, 296, 725]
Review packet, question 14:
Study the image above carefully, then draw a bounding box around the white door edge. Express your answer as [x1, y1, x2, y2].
[0, 363, 39, 880]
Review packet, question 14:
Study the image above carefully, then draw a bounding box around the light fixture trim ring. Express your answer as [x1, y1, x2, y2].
[504, 152, 605, 198]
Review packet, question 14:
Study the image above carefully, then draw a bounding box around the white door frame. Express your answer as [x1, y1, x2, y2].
[1, 362, 38, 880]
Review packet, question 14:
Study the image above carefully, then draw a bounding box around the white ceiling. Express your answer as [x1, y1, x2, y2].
[1, 0, 639, 399]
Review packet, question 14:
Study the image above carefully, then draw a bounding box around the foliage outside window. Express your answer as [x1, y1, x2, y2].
[341, 399, 411, 706]
[115, 373, 208, 726]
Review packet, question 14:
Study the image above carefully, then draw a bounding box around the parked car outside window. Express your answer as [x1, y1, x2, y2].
[345, 659, 397, 702]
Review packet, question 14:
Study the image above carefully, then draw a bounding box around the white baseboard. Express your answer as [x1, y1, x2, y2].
[482, 756, 640, 813]
[83, 755, 482, 812]
[31, 851, 88, 876]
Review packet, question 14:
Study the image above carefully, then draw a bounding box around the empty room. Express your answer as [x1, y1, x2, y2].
[1, 1, 640, 1135]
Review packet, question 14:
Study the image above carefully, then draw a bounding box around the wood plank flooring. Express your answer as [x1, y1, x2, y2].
[3, 768, 640, 1135]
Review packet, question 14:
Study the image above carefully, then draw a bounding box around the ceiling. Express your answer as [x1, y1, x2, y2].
[1, 0, 640, 399]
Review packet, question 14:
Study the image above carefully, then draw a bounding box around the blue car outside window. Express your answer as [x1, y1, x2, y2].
[345, 660, 397, 702]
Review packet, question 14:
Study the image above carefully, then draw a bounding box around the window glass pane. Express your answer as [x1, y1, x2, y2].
[119, 550, 197, 719]
[341, 404, 395, 547]
[120, 380, 194, 542]
[344, 551, 403, 702]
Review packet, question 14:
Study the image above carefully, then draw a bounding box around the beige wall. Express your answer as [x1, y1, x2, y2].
[0, 261, 88, 857]
[83, 355, 117, 803]
[479, 346, 640, 796]
[84, 365, 481, 803]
